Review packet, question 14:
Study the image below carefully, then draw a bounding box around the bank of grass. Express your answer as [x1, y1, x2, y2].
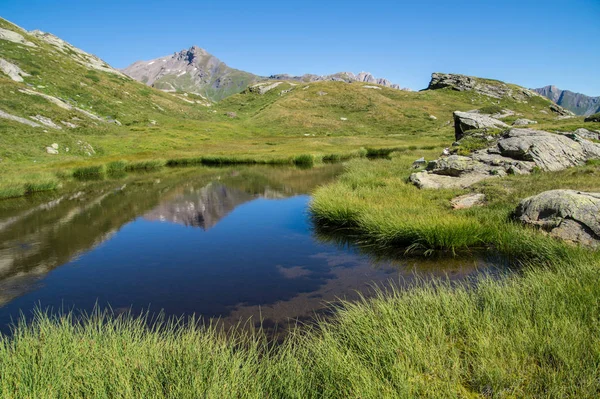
[1, 252, 598, 397]
[310, 153, 600, 260]
[0, 173, 60, 199]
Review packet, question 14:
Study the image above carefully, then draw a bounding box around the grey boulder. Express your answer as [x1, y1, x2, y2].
[515, 190, 600, 248]
[453, 111, 508, 141]
[512, 118, 537, 126]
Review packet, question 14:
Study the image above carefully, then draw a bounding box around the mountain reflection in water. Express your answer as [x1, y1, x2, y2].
[0, 164, 506, 334]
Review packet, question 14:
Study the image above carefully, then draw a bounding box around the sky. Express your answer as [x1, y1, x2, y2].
[2, 0, 599, 95]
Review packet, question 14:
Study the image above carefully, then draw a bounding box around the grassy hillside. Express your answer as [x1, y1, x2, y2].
[2, 15, 599, 199]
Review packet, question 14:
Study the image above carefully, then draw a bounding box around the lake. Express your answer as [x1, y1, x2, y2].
[0, 164, 505, 335]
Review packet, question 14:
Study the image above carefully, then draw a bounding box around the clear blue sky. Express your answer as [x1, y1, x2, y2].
[2, 0, 599, 95]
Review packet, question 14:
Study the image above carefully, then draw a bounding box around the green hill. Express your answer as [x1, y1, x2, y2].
[1, 16, 598, 198]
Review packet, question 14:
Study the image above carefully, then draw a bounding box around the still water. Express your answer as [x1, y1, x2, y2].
[0, 164, 503, 333]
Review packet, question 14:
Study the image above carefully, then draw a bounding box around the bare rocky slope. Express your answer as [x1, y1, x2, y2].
[533, 85, 600, 116]
[122, 46, 260, 102]
[123, 46, 409, 100]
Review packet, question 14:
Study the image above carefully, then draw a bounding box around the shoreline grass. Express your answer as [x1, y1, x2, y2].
[310, 154, 600, 261]
[1, 253, 598, 397]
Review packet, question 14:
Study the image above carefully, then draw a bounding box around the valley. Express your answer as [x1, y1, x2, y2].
[1, 13, 600, 398]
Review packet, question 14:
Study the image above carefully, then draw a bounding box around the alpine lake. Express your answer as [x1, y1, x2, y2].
[0, 164, 508, 337]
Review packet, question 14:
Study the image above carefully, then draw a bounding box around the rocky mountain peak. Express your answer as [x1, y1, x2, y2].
[174, 45, 209, 64]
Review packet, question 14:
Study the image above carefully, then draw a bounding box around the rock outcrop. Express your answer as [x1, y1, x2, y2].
[29, 30, 123, 76]
[268, 72, 410, 91]
[512, 118, 537, 126]
[585, 113, 600, 123]
[0, 58, 30, 82]
[515, 190, 600, 248]
[428, 72, 537, 100]
[410, 128, 600, 189]
[453, 111, 508, 140]
[571, 128, 599, 141]
[0, 27, 36, 47]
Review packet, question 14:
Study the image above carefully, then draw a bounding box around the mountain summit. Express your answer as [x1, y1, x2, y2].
[533, 85, 600, 116]
[122, 46, 260, 101]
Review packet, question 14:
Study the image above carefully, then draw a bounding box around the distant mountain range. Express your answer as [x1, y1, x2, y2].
[122, 46, 408, 101]
[533, 85, 600, 116]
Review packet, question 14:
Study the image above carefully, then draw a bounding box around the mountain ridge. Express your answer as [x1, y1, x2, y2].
[122, 45, 409, 99]
[533, 85, 600, 116]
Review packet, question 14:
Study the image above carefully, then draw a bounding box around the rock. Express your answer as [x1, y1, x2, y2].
[45, 147, 58, 155]
[585, 113, 600, 123]
[249, 81, 283, 95]
[412, 157, 427, 169]
[410, 128, 600, 189]
[0, 109, 42, 127]
[51, 143, 59, 149]
[61, 121, 78, 128]
[429, 115, 437, 120]
[363, 85, 382, 90]
[515, 190, 600, 248]
[496, 128, 600, 171]
[409, 171, 492, 189]
[572, 128, 599, 141]
[451, 193, 486, 209]
[512, 118, 537, 126]
[317, 91, 328, 96]
[226, 112, 237, 118]
[427, 73, 535, 100]
[453, 111, 509, 141]
[30, 115, 62, 129]
[491, 109, 516, 119]
[549, 103, 574, 117]
[0, 27, 36, 47]
[0, 58, 30, 82]
[340, 117, 348, 121]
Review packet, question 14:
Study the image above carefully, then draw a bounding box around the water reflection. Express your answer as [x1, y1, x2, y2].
[0, 164, 506, 334]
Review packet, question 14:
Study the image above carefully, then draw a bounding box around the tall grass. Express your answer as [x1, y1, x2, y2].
[106, 160, 127, 177]
[124, 159, 165, 171]
[310, 155, 600, 260]
[73, 165, 105, 180]
[1, 254, 598, 397]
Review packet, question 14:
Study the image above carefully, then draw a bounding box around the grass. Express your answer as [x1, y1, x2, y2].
[124, 159, 165, 171]
[72, 165, 105, 180]
[310, 152, 600, 259]
[1, 252, 598, 398]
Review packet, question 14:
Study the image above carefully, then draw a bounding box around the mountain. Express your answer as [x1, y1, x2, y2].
[533, 85, 600, 116]
[268, 72, 410, 91]
[123, 46, 409, 99]
[122, 46, 260, 102]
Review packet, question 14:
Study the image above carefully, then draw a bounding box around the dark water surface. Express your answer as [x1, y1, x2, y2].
[0, 165, 505, 334]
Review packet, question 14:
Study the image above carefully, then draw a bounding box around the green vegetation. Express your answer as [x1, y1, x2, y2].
[1, 252, 598, 398]
[311, 152, 600, 259]
[72, 165, 104, 180]
[2, 17, 600, 397]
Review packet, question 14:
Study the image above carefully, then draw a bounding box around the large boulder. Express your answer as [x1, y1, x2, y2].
[410, 128, 600, 189]
[572, 128, 600, 141]
[585, 112, 600, 123]
[496, 128, 600, 171]
[453, 111, 509, 141]
[515, 190, 600, 248]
